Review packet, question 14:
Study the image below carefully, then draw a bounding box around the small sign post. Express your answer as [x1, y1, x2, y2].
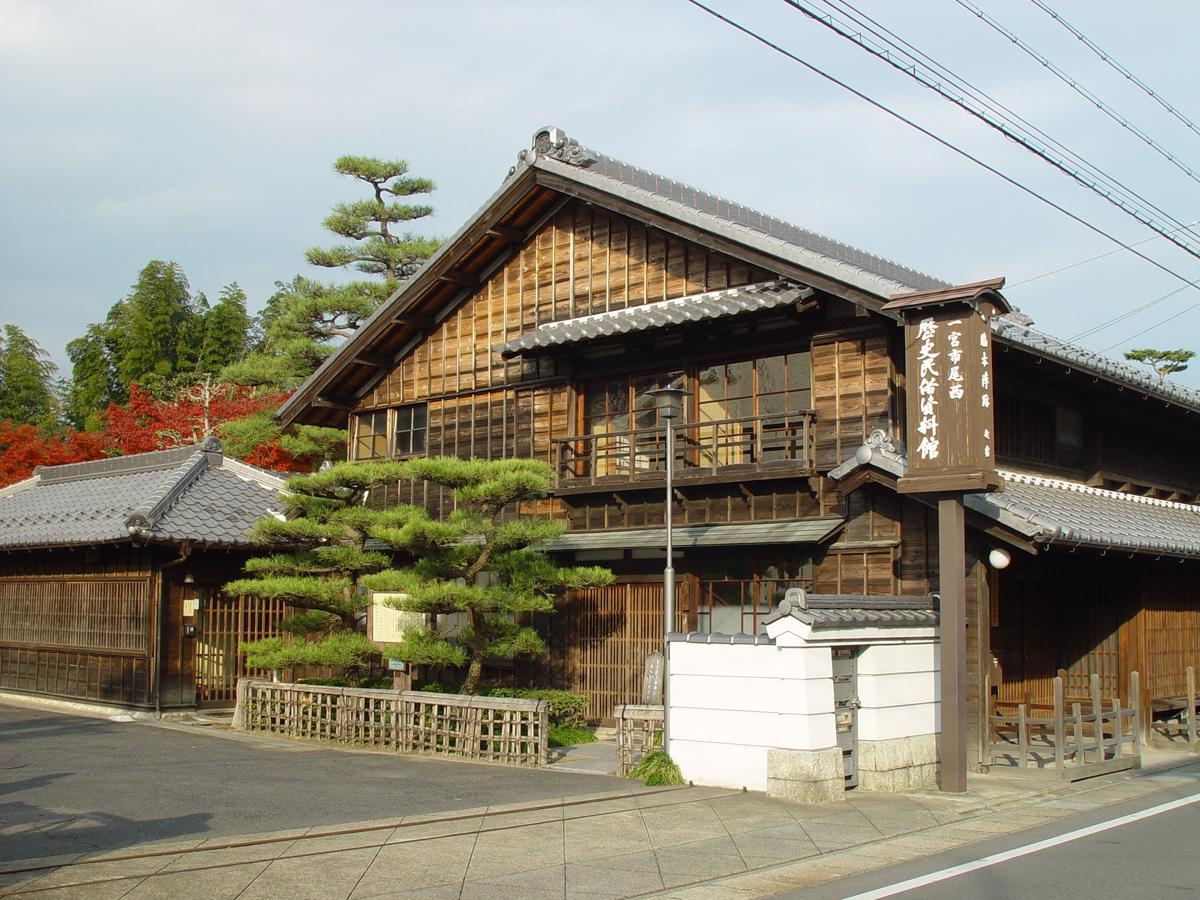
[388, 658, 411, 692]
[884, 278, 1009, 794]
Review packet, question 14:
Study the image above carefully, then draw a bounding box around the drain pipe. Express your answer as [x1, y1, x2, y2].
[156, 541, 193, 719]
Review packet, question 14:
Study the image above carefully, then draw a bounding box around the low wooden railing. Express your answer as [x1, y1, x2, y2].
[988, 672, 1141, 782]
[615, 703, 663, 776]
[554, 411, 816, 488]
[233, 679, 548, 767]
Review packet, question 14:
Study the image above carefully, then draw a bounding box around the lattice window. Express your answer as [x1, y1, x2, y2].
[0, 578, 149, 652]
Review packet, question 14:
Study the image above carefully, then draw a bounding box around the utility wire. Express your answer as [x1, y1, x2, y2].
[815, 0, 1198, 242]
[1101, 300, 1200, 352]
[679, 0, 1200, 298]
[1027, 0, 1200, 144]
[1010, 220, 1200, 288]
[780, 0, 1200, 262]
[954, 0, 1200, 188]
[1071, 283, 1193, 341]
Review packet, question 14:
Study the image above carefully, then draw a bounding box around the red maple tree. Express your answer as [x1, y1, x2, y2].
[0, 422, 108, 488]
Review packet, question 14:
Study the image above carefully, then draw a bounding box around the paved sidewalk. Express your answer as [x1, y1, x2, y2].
[3, 749, 1196, 899]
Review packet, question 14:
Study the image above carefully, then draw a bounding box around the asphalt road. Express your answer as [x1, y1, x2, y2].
[792, 775, 1200, 899]
[0, 704, 624, 863]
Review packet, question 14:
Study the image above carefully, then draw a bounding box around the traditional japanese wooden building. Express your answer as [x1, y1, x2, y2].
[277, 126, 1200, 761]
[0, 438, 287, 711]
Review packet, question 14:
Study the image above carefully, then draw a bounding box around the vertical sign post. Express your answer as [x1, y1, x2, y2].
[885, 279, 1009, 794]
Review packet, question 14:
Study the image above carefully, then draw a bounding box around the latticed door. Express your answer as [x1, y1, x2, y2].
[563, 580, 692, 723]
[194, 593, 286, 707]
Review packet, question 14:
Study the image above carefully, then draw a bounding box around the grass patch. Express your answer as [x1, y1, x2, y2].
[548, 724, 597, 748]
[625, 751, 683, 786]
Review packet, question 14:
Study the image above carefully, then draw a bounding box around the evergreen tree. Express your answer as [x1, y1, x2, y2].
[230, 457, 611, 684]
[65, 323, 120, 430]
[225, 155, 440, 392]
[198, 283, 252, 374]
[362, 458, 613, 694]
[226, 460, 412, 673]
[0, 325, 58, 427]
[115, 261, 199, 390]
[1123, 347, 1195, 380]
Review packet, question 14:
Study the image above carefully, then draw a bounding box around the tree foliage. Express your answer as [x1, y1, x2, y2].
[0, 325, 58, 428]
[227, 460, 410, 668]
[0, 420, 107, 488]
[1123, 347, 1196, 380]
[227, 155, 440, 393]
[361, 457, 613, 693]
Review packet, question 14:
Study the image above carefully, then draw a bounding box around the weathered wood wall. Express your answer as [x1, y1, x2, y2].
[0, 546, 156, 706]
[812, 329, 897, 470]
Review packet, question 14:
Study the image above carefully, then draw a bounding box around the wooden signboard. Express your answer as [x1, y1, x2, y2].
[897, 300, 1002, 494]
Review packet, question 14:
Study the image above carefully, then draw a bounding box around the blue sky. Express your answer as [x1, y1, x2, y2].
[2, 0, 1198, 388]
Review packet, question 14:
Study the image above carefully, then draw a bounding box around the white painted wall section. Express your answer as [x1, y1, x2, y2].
[856, 641, 940, 740]
[668, 640, 836, 791]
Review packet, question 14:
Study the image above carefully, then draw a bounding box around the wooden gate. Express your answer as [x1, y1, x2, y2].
[194, 593, 286, 707]
[562, 581, 692, 723]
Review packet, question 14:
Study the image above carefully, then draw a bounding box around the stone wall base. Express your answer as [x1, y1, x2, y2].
[857, 734, 939, 792]
[766, 747, 846, 803]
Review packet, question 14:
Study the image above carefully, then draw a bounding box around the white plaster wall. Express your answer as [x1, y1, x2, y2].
[667, 641, 836, 791]
[856, 641, 940, 741]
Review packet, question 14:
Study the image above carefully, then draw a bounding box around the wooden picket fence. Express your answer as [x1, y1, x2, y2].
[1153, 665, 1198, 749]
[988, 672, 1141, 782]
[233, 679, 548, 766]
[614, 704, 663, 776]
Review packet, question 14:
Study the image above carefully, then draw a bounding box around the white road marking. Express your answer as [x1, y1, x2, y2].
[842, 789, 1200, 899]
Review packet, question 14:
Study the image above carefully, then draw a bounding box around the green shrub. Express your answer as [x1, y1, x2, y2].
[548, 724, 596, 748]
[626, 751, 683, 786]
[478, 686, 589, 728]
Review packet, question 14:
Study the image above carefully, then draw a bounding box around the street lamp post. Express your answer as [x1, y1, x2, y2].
[647, 386, 689, 756]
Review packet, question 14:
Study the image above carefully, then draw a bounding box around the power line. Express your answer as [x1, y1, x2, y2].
[1010, 220, 1199, 288]
[1101, 301, 1200, 352]
[1071, 283, 1193, 341]
[1027, 0, 1200, 143]
[954, 0, 1200, 188]
[814, 0, 1198, 242]
[779, 0, 1200, 262]
[679, 0, 1200, 297]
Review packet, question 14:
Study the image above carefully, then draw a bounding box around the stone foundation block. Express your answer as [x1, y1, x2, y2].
[766, 747, 845, 804]
[857, 734, 939, 792]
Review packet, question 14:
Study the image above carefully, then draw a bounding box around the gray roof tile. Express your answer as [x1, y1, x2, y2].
[968, 471, 1200, 558]
[496, 280, 812, 357]
[992, 314, 1200, 414]
[544, 518, 845, 552]
[0, 440, 286, 549]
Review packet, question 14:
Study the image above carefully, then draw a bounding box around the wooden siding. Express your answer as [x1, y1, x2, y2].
[812, 329, 895, 470]
[358, 200, 769, 414]
[0, 547, 156, 707]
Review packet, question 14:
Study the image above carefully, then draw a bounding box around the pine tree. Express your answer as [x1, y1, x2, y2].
[230, 457, 612, 684]
[224, 156, 440, 392]
[0, 325, 58, 427]
[226, 460, 413, 673]
[1123, 347, 1195, 380]
[361, 458, 614, 694]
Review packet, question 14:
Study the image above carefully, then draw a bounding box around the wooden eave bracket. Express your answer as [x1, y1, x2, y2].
[354, 352, 394, 368]
[312, 396, 353, 411]
[439, 268, 476, 287]
[486, 224, 525, 244]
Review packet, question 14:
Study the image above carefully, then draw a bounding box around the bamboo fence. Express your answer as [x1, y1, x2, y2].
[234, 679, 548, 766]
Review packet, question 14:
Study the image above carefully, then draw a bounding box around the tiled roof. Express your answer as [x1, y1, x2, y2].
[991, 314, 1200, 414]
[762, 592, 939, 631]
[0, 438, 287, 550]
[525, 127, 950, 296]
[829, 438, 1200, 559]
[544, 518, 845, 552]
[967, 471, 1200, 558]
[496, 280, 813, 357]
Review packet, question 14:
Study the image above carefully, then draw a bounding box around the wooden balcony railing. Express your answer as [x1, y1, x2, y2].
[553, 410, 816, 489]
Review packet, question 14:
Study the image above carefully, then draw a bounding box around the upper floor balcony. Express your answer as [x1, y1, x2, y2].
[552, 409, 816, 491]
